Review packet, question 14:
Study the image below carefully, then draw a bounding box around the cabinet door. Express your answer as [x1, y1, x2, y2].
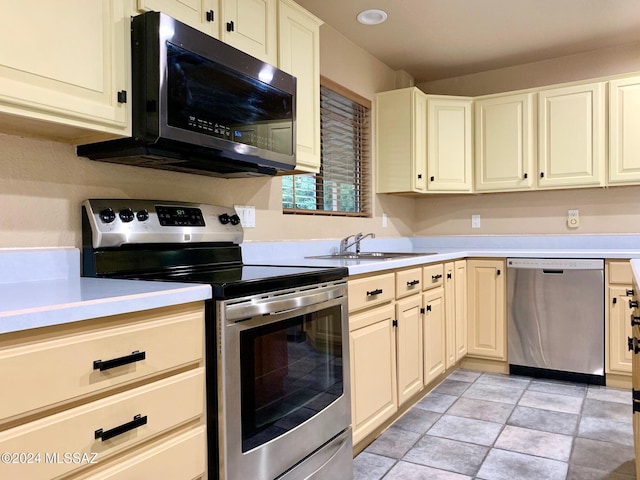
[376, 88, 427, 193]
[444, 262, 456, 369]
[278, 0, 321, 172]
[349, 305, 397, 445]
[608, 285, 634, 374]
[0, 1, 128, 138]
[467, 259, 506, 360]
[396, 295, 423, 405]
[454, 260, 468, 361]
[426, 97, 473, 192]
[137, 0, 220, 36]
[423, 287, 445, 386]
[538, 83, 605, 188]
[474, 93, 535, 191]
[609, 76, 640, 185]
[221, 0, 277, 64]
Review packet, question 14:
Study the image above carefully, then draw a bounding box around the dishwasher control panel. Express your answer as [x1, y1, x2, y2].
[507, 258, 604, 270]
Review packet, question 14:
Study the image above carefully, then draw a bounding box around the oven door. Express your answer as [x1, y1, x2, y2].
[217, 281, 351, 480]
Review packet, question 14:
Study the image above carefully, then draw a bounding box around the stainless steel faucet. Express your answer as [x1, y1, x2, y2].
[339, 232, 376, 254]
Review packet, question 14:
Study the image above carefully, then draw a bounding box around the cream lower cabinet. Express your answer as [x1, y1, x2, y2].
[396, 294, 424, 405]
[467, 259, 506, 360]
[0, 1, 129, 141]
[537, 82, 606, 189]
[444, 262, 456, 368]
[423, 286, 446, 385]
[454, 260, 468, 361]
[0, 302, 206, 480]
[607, 260, 635, 376]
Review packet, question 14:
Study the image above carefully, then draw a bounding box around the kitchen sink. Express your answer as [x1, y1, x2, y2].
[307, 252, 437, 260]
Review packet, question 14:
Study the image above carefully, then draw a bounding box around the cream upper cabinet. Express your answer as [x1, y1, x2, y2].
[376, 87, 428, 193]
[537, 82, 605, 189]
[426, 96, 473, 192]
[0, 1, 129, 141]
[277, 0, 322, 173]
[467, 259, 506, 360]
[474, 93, 535, 191]
[137, 0, 220, 36]
[609, 76, 640, 185]
[221, 0, 277, 64]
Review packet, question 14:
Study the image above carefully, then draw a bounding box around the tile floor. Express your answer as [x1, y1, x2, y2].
[353, 370, 637, 480]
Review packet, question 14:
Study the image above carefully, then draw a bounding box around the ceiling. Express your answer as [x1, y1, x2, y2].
[294, 0, 640, 84]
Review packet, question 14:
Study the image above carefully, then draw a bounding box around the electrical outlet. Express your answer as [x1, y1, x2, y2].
[567, 209, 580, 229]
[471, 214, 481, 228]
[382, 213, 388, 228]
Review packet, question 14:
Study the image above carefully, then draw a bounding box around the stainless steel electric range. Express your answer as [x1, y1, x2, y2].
[82, 199, 353, 480]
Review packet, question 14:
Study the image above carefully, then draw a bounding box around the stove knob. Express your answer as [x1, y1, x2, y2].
[219, 213, 231, 225]
[230, 214, 241, 226]
[99, 208, 116, 224]
[136, 209, 149, 222]
[119, 208, 135, 223]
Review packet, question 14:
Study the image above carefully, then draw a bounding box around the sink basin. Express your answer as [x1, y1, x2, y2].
[307, 252, 437, 260]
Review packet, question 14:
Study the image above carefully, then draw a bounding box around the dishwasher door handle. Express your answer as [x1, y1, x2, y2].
[542, 269, 564, 274]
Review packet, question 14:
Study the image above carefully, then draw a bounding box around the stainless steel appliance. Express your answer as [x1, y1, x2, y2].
[77, 12, 296, 178]
[81, 199, 352, 480]
[507, 258, 605, 385]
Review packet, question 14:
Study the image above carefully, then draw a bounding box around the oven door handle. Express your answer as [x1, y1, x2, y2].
[225, 284, 346, 321]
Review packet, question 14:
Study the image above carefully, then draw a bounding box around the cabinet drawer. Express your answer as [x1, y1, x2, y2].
[609, 261, 633, 285]
[0, 368, 204, 480]
[396, 268, 423, 299]
[348, 273, 395, 312]
[423, 264, 444, 290]
[73, 426, 206, 480]
[0, 303, 203, 422]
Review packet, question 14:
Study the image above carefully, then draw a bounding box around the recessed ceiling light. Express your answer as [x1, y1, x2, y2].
[356, 9, 388, 26]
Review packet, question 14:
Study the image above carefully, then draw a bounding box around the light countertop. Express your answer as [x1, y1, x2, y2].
[0, 248, 211, 335]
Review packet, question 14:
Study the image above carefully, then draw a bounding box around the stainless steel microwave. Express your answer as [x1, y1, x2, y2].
[77, 11, 297, 177]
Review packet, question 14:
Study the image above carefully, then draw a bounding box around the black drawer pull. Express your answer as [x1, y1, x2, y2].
[366, 288, 383, 297]
[627, 289, 635, 296]
[632, 316, 640, 327]
[431, 274, 442, 281]
[630, 300, 639, 309]
[95, 414, 147, 441]
[93, 351, 146, 371]
[407, 280, 420, 287]
[206, 10, 214, 22]
[227, 20, 234, 32]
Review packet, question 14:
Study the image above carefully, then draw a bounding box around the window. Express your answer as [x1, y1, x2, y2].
[282, 79, 371, 216]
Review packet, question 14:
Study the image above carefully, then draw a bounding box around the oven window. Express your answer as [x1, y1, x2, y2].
[239, 305, 344, 452]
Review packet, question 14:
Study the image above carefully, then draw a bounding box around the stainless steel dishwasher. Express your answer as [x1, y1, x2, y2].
[507, 258, 605, 385]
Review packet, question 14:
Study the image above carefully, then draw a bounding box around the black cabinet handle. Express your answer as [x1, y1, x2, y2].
[227, 21, 234, 32]
[523, 173, 528, 179]
[497, 269, 501, 276]
[417, 174, 422, 179]
[447, 273, 452, 279]
[407, 280, 420, 287]
[206, 10, 214, 22]
[540, 172, 545, 178]
[95, 414, 147, 441]
[93, 351, 146, 371]
[627, 289, 635, 296]
[628, 337, 640, 354]
[630, 300, 639, 309]
[632, 316, 640, 327]
[430, 176, 435, 181]
[431, 274, 442, 280]
[426, 305, 432, 312]
[366, 288, 383, 297]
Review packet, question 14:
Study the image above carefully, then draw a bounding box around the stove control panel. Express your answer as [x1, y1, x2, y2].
[83, 199, 244, 248]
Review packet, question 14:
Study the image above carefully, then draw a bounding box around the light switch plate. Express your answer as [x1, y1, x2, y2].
[471, 214, 481, 228]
